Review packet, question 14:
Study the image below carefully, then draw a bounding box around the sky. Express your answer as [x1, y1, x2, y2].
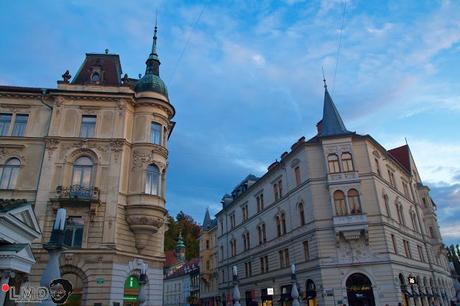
[0, 0, 459, 244]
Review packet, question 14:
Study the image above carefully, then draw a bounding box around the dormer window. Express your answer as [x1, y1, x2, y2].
[91, 72, 100, 83]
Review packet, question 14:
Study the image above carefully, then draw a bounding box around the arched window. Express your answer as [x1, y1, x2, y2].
[145, 164, 160, 195]
[91, 72, 100, 83]
[347, 189, 362, 215]
[0, 158, 20, 189]
[341, 152, 354, 172]
[299, 203, 305, 226]
[305, 279, 317, 303]
[383, 194, 391, 217]
[72, 156, 93, 188]
[327, 154, 340, 173]
[333, 190, 347, 216]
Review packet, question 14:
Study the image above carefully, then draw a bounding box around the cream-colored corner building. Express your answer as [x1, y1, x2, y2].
[215, 85, 454, 306]
[0, 26, 175, 305]
[199, 209, 219, 306]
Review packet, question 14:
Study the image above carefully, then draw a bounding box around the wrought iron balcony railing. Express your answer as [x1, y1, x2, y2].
[55, 185, 100, 202]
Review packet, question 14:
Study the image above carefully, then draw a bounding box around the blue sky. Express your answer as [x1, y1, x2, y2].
[1, 0, 459, 244]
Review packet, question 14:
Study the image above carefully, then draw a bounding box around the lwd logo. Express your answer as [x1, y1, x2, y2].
[5, 278, 73, 304]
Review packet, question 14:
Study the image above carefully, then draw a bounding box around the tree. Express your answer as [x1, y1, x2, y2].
[164, 211, 201, 260]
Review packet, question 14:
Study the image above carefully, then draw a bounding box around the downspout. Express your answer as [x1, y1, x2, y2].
[35, 88, 53, 192]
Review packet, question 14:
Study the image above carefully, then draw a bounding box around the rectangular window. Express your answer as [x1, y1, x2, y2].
[295, 166, 301, 186]
[244, 261, 252, 277]
[278, 179, 283, 197]
[388, 170, 395, 187]
[375, 159, 381, 176]
[260, 256, 269, 273]
[220, 246, 224, 261]
[150, 122, 162, 145]
[303, 241, 310, 261]
[64, 217, 84, 248]
[402, 181, 410, 198]
[230, 213, 236, 229]
[256, 193, 264, 213]
[12, 114, 28, 136]
[403, 240, 411, 258]
[417, 245, 425, 262]
[80, 115, 96, 138]
[273, 183, 279, 201]
[242, 204, 248, 221]
[391, 234, 397, 254]
[206, 240, 209, 249]
[279, 248, 290, 268]
[0, 114, 12, 136]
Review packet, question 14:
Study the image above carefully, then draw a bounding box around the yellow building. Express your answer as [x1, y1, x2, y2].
[199, 209, 219, 306]
[0, 25, 175, 305]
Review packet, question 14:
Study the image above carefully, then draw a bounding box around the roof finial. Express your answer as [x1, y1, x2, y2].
[152, 11, 158, 55]
[322, 66, 327, 89]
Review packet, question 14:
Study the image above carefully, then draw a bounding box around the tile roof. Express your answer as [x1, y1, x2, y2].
[388, 144, 411, 173]
[320, 87, 352, 137]
[72, 53, 122, 86]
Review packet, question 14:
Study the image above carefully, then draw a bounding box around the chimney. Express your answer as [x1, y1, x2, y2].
[316, 120, 323, 135]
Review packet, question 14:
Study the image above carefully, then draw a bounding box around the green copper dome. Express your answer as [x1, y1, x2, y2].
[135, 22, 168, 98]
[135, 74, 168, 97]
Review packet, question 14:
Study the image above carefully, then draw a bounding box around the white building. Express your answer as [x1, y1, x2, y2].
[216, 84, 454, 306]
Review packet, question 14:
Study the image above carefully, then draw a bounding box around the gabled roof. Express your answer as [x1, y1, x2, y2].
[319, 86, 352, 137]
[388, 144, 411, 173]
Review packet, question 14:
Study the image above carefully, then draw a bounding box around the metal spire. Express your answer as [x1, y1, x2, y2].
[151, 11, 158, 56]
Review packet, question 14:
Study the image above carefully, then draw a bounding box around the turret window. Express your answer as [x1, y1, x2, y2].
[347, 189, 362, 214]
[333, 190, 347, 216]
[327, 154, 340, 173]
[145, 164, 161, 195]
[0, 158, 20, 189]
[341, 152, 354, 172]
[151, 122, 162, 145]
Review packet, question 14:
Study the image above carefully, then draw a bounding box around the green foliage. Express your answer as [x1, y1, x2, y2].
[164, 211, 201, 260]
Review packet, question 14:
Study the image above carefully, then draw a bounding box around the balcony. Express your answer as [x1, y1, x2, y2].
[333, 214, 368, 245]
[51, 185, 100, 220]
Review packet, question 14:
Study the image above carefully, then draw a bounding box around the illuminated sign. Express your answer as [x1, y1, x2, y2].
[267, 288, 274, 295]
[408, 276, 417, 285]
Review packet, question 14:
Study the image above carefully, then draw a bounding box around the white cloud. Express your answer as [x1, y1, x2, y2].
[440, 222, 460, 239]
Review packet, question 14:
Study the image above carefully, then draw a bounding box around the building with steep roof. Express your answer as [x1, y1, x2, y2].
[199, 208, 219, 306]
[0, 23, 175, 305]
[215, 82, 454, 306]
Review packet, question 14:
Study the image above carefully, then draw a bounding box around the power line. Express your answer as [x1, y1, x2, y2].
[333, 0, 347, 93]
[168, 4, 207, 85]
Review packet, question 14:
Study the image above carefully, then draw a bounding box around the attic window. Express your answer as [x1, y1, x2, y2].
[91, 72, 100, 83]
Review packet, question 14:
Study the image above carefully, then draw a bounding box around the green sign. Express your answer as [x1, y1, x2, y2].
[96, 278, 104, 285]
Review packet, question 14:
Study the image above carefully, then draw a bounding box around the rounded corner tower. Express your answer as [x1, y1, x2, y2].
[126, 22, 175, 261]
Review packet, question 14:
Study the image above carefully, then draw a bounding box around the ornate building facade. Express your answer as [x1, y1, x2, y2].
[0, 25, 174, 305]
[215, 84, 454, 306]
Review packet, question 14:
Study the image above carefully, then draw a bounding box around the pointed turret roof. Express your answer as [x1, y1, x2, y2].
[203, 208, 211, 228]
[319, 80, 351, 137]
[134, 20, 168, 97]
